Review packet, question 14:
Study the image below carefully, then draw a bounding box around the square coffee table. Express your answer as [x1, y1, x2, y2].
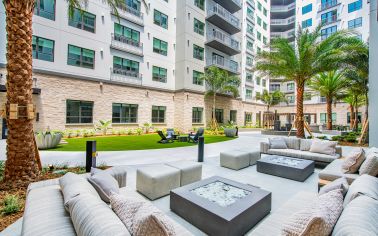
[170, 176, 271, 236]
[257, 155, 315, 182]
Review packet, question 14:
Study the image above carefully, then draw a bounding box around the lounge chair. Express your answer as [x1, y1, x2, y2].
[188, 128, 204, 143]
[167, 128, 178, 140]
[158, 130, 174, 143]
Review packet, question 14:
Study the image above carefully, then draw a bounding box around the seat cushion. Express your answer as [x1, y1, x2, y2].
[267, 149, 303, 159]
[344, 174, 378, 207]
[318, 159, 360, 184]
[341, 148, 365, 174]
[267, 149, 339, 163]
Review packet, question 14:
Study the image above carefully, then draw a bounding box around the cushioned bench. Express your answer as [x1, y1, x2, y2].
[220, 150, 251, 170]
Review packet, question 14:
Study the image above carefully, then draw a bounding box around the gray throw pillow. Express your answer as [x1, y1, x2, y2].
[88, 170, 120, 203]
[359, 151, 378, 176]
[319, 177, 349, 197]
[269, 138, 288, 149]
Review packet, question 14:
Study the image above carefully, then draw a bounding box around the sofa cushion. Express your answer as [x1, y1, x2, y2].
[281, 189, 344, 236]
[283, 137, 300, 150]
[342, 148, 365, 174]
[88, 170, 120, 203]
[309, 139, 337, 156]
[269, 138, 288, 149]
[59, 172, 101, 211]
[318, 159, 360, 184]
[67, 193, 130, 236]
[359, 151, 378, 176]
[344, 174, 378, 207]
[300, 139, 313, 151]
[319, 177, 349, 196]
[332, 196, 378, 236]
[267, 149, 302, 159]
[266, 149, 338, 163]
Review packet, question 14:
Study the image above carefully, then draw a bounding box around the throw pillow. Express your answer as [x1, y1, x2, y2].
[309, 139, 337, 156]
[359, 151, 378, 176]
[281, 189, 344, 236]
[269, 138, 288, 149]
[300, 139, 313, 151]
[341, 148, 365, 174]
[88, 170, 120, 203]
[110, 193, 176, 236]
[319, 177, 349, 197]
[344, 174, 378, 207]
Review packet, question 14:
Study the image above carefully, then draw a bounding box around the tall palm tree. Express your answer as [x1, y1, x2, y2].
[259, 89, 287, 112]
[201, 66, 240, 130]
[308, 71, 347, 130]
[254, 25, 357, 138]
[2, 0, 145, 187]
[343, 92, 365, 130]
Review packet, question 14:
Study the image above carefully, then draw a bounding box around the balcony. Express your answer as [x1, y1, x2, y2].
[206, 4, 241, 35]
[247, 0, 255, 9]
[271, 2, 295, 12]
[247, 13, 255, 24]
[112, 5, 144, 26]
[110, 34, 143, 56]
[271, 16, 296, 26]
[110, 68, 142, 85]
[205, 30, 241, 56]
[271, 30, 295, 39]
[212, 0, 242, 14]
[206, 55, 240, 75]
[318, 0, 340, 12]
[321, 15, 339, 26]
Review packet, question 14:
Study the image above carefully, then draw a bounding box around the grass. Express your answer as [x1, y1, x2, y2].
[50, 134, 236, 151]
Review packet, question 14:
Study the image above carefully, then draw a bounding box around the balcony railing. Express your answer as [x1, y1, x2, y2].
[110, 68, 142, 85]
[321, 15, 339, 26]
[207, 30, 240, 51]
[208, 4, 241, 29]
[247, 13, 255, 23]
[271, 2, 295, 12]
[206, 55, 239, 74]
[111, 33, 143, 56]
[247, 0, 255, 9]
[271, 16, 296, 25]
[112, 5, 144, 26]
[319, 0, 340, 12]
[271, 30, 295, 39]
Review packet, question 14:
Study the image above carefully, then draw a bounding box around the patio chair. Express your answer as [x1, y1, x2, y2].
[167, 128, 178, 140]
[157, 130, 174, 143]
[188, 128, 204, 143]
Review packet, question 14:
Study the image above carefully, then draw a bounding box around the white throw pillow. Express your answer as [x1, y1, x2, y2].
[341, 148, 365, 174]
[269, 138, 288, 149]
[309, 139, 337, 156]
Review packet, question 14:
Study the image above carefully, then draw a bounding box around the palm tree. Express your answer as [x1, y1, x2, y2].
[343, 92, 365, 130]
[259, 90, 287, 112]
[201, 66, 240, 130]
[2, 0, 146, 187]
[308, 71, 347, 130]
[254, 25, 358, 138]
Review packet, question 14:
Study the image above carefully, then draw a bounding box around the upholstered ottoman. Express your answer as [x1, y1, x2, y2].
[238, 149, 261, 166]
[166, 161, 202, 186]
[220, 150, 250, 170]
[136, 165, 180, 200]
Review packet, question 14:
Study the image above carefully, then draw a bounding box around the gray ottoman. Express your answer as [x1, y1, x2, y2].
[166, 161, 202, 186]
[220, 150, 250, 170]
[238, 149, 261, 166]
[136, 165, 180, 200]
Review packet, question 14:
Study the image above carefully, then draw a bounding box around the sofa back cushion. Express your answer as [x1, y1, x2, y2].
[67, 193, 130, 236]
[332, 196, 378, 236]
[359, 150, 378, 176]
[283, 137, 300, 150]
[88, 169, 120, 203]
[309, 139, 337, 156]
[341, 148, 365, 174]
[319, 177, 349, 197]
[269, 138, 288, 149]
[59, 172, 101, 211]
[344, 174, 378, 207]
[300, 139, 313, 151]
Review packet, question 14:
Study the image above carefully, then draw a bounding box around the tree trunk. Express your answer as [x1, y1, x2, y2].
[326, 96, 333, 130]
[349, 105, 355, 130]
[296, 82, 305, 138]
[3, 0, 41, 187]
[211, 93, 218, 130]
[354, 106, 359, 132]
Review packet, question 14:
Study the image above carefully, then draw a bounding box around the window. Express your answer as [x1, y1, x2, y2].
[320, 113, 336, 123]
[230, 110, 237, 123]
[302, 4, 312, 14]
[154, 9, 168, 29]
[153, 38, 168, 56]
[193, 44, 204, 60]
[348, 0, 362, 13]
[68, 8, 96, 33]
[114, 23, 140, 44]
[214, 109, 224, 123]
[257, 2, 262, 11]
[321, 26, 337, 40]
[263, 22, 267, 30]
[287, 83, 294, 91]
[304, 92, 312, 101]
[262, 79, 266, 87]
[247, 24, 254, 35]
[263, 8, 267, 16]
[263, 36, 267, 44]
[152, 66, 167, 83]
[126, 0, 141, 11]
[257, 47, 261, 53]
[348, 17, 362, 29]
[112, 103, 138, 123]
[194, 0, 204, 10]
[287, 95, 295, 103]
[245, 112, 252, 125]
[347, 112, 362, 124]
[67, 45, 95, 69]
[34, 0, 55, 20]
[257, 16, 262, 26]
[66, 100, 93, 124]
[247, 7, 254, 19]
[246, 73, 253, 82]
[32, 36, 54, 62]
[270, 84, 280, 91]
[194, 18, 205, 35]
[256, 92, 261, 99]
[246, 56, 253, 66]
[302, 18, 312, 28]
[113, 56, 139, 77]
[256, 77, 261, 85]
[257, 31, 261, 41]
[247, 40, 253, 51]
[193, 70, 204, 85]
[246, 89, 253, 99]
[321, 10, 337, 24]
[152, 106, 166, 123]
[192, 107, 203, 123]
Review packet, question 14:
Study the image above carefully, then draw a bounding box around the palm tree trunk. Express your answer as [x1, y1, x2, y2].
[296, 82, 305, 138]
[326, 96, 333, 130]
[349, 105, 355, 130]
[354, 106, 359, 132]
[3, 0, 41, 187]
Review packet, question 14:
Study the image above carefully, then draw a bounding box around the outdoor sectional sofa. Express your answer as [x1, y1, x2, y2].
[260, 137, 342, 167]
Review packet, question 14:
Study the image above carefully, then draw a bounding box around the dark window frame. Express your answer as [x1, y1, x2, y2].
[34, 0, 56, 20]
[154, 9, 168, 29]
[32, 35, 55, 62]
[153, 38, 168, 56]
[68, 8, 96, 33]
[67, 44, 95, 69]
[152, 66, 167, 83]
[152, 106, 166, 123]
[66, 100, 94, 124]
[112, 103, 138, 123]
[192, 107, 203, 123]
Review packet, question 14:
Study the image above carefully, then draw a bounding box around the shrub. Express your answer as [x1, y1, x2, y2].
[1, 195, 21, 215]
[136, 127, 143, 135]
[317, 136, 328, 140]
[331, 135, 344, 141]
[127, 128, 133, 135]
[0, 161, 4, 181]
[345, 135, 357, 143]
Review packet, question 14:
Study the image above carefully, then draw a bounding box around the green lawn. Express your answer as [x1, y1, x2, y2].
[50, 134, 236, 151]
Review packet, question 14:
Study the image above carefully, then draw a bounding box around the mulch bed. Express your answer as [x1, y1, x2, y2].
[339, 141, 369, 147]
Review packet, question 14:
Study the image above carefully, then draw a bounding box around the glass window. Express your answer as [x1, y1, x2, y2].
[257, 16, 262, 26]
[34, 0, 55, 20]
[247, 7, 254, 19]
[302, 18, 312, 28]
[321, 10, 337, 24]
[153, 38, 168, 56]
[194, 18, 205, 35]
[193, 70, 204, 85]
[66, 100, 93, 124]
[321, 25, 337, 40]
[114, 23, 140, 43]
[67, 45, 95, 69]
[112, 103, 138, 123]
[68, 8, 96, 33]
[245, 112, 252, 125]
[257, 31, 261, 41]
[263, 8, 267, 16]
[347, 112, 362, 124]
[154, 9, 168, 29]
[302, 4, 312, 15]
[152, 106, 166, 123]
[192, 107, 203, 123]
[246, 56, 253, 66]
[304, 92, 312, 101]
[193, 44, 204, 60]
[246, 89, 253, 99]
[348, 0, 362, 13]
[247, 24, 254, 35]
[263, 22, 267, 30]
[256, 92, 261, 99]
[247, 40, 253, 51]
[152, 66, 167, 83]
[256, 77, 261, 85]
[262, 79, 266, 87]
[287, 95, 295, 103]
[230, 110, 237, 123]
[270, 84, 280, 91]
[246, 73, 253, 82]
[214, 109, 224, 123]
[32, 36, 54, 62]
[320, 113, 336, 123]
[194, 0, 204, 10]
[287, 82, 294, 91]
[263, 36, 267, 44]
[257, 2, 262, 11]
[113, 56, 139, 77]
[348, 17, 362, 29]
[126, 0, 141, 11]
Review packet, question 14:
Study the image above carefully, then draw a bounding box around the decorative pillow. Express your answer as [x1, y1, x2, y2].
[365, 147, 378, 157]
[283, 137, 301, 150]
[319, 177, 349, 197]
[309, 139, 337, 156]
[359, 151, 378, 176]
[300, 139, 313, 151]
[341, 148, 365, 174]
[110, 193, 176, 236]
[344, 174, 378, 207]
[281, 189, 344, 236]
[269, 138, 288, 149]
[88, 170, 120, 203]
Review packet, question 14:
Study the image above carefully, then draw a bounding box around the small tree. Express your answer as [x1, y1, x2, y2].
[95, 120, 112, 136]
[259, 90, 287, 112]
[200, 66, 240, 130]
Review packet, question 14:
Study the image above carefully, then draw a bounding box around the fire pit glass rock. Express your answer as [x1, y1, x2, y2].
[270, 157, 302, 167]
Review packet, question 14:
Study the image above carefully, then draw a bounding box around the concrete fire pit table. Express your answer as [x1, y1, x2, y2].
[170, 176, 271, 236]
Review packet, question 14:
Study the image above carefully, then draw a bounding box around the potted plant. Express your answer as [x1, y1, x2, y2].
[35, 130, 63, 150]
[223, 121, 238, 137]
